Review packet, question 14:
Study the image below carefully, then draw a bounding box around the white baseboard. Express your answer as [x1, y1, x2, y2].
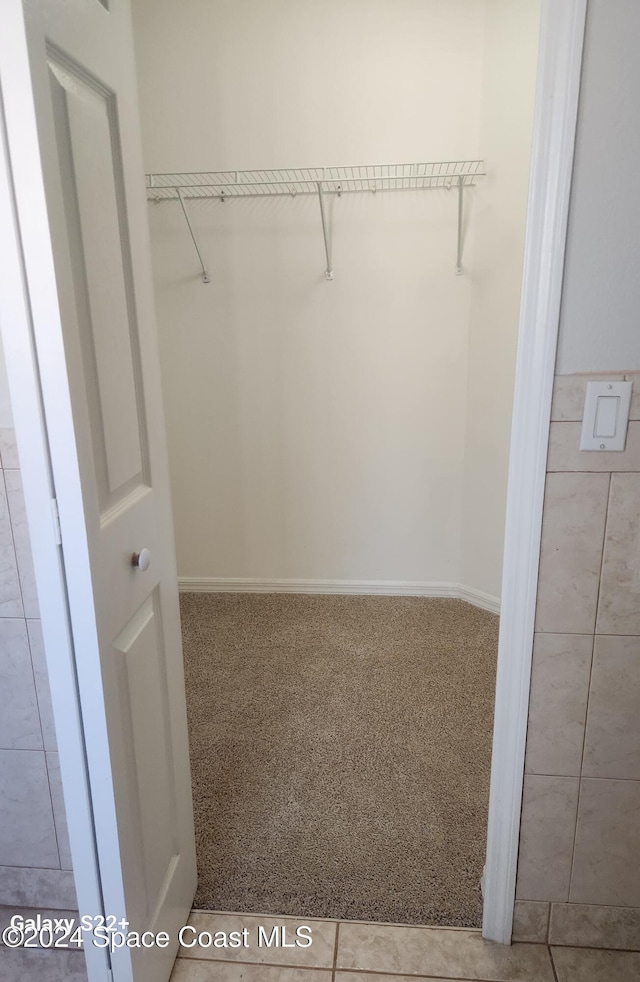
[178, 577, 500, 613]
[457, 585, 501, 615]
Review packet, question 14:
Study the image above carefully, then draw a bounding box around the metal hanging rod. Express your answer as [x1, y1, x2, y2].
[147, 160, 485, 281]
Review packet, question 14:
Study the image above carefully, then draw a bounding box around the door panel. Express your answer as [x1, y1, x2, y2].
[113, 591, 178, 923]
[20, 2, 197, 980]
[47, 50, 148, 512]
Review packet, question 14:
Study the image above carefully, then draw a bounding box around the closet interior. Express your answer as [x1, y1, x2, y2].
[132, 0, 541, 926]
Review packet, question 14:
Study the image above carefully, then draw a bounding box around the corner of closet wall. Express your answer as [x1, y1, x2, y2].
[133, 0, 489, 594]
[133, 0, 537, 602]
[459, 0, 542, 605]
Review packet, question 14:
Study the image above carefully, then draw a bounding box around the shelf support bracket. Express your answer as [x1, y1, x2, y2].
[316, 181, 334, 280]
[176, 188, 211, 284]
[456, 176, 464, 275]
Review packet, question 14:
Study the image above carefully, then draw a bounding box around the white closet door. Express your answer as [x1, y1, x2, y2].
[7, 1, 197, 979]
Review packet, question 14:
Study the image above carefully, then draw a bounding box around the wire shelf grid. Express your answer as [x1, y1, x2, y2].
[146, 160, 485, 200]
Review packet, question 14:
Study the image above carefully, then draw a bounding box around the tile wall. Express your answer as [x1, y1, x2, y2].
[0, 427, 76, 911]
[514, 372, 640, 949]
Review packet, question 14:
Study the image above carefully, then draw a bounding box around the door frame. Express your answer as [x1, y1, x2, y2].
[0, 0, 586, 970]
[482, 0, 587, 943]
[0, 4, 108, 980]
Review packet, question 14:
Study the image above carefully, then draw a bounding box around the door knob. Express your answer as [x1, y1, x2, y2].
[131, 548, 151, 572]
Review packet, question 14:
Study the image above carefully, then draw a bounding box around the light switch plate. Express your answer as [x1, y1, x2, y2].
[580, 380, 632, 451]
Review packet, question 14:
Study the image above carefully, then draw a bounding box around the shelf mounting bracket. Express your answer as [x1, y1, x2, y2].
[316, 181, 334, 280]
[176, 187, 211, 284]
[456, 176, 464, 275]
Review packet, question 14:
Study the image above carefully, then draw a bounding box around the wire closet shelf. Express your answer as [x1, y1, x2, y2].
[146, 160, 485, 198]
[145, 160, 485, 280]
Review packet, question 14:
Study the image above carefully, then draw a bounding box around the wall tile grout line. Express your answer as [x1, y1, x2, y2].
[0, 861, 66, 870]
[548, 943, 560, 982]
[546, 469, 640, 474]
[298, 965, 553, 982]
[521, 772, 640, 783]
[549, 942, 640, 954]
[42, 753, 63, 872]
[545, 902, 552, 946]
[535, 630, 638, 638]
[0, 450, 68, 894]
[0, 464, 46, 756]
[24, 614, 46, 754]
[1, 467, 25, 620]
[332, 920, 340, 981]
[567, 469, 612, 902]
[176, 956, 333, 973]
[593, 471, 613, 637]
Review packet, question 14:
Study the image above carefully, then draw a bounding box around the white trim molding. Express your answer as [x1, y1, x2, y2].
[457, 585, 501, 616]
[0, 4, 107, 977]
[178, 577, 501, 614]
[482, 0, 587, 945]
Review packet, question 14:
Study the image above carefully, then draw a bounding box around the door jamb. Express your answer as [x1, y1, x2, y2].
[482, 0, 587, 944]
[0, 0, 587, 962]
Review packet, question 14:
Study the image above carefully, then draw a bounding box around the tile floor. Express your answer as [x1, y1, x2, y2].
[170, 912, 640, 981]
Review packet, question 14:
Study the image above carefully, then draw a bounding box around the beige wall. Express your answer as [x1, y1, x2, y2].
[133, 0, 538, 594]
[461, 0, 540, 599]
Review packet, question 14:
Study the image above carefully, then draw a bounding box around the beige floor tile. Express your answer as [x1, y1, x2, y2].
[535, 472, 609, 635]
[511, 901, 550, 944]
[570, 778, 640, 906]
[335, 975, 468, 982]
[178, 913, 336, 967]
[627, 374, 640, 420]
[549, 902, 640, 950]
[0, 618, 42, 750]
[0, 865, 77, 909]
[171, 959, 331, 981]
[515, 776, 579, 902]
[4, 470, 39, 618]
[0, 474, 23, 618]
[582, 636, 640, 780]
[0, 749, 60, 867]
[551, 945, 640, 982]
[597, 473, 640, 635]
[524, 634, 592, 777]
[550, 375, 625, 422]
[336, 923, 554, 981]
[1, 946, 87, 982]
[27, 619, 57, 752]
[547, 421, 640, 471]
[0, 906, 80, 948]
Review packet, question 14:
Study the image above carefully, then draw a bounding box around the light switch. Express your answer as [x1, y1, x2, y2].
[580, 380, 632, 451]
[593, 396, 619, 438]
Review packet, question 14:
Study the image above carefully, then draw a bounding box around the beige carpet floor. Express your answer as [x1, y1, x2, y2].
[180, 593, 498, 926]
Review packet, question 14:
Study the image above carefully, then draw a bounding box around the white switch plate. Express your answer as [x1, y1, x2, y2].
[580, 380, 632, 451]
